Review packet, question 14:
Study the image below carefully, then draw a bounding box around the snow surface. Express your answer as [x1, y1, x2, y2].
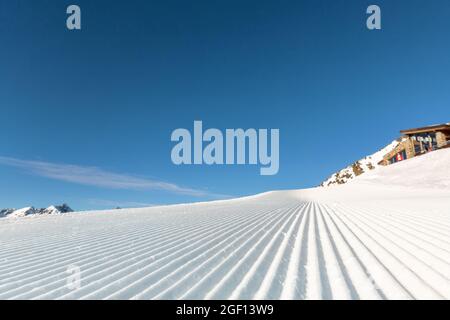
[0, 149, 449, 300]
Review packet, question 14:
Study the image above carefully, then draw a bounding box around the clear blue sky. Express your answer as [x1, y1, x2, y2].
[1, 0, 449, 210]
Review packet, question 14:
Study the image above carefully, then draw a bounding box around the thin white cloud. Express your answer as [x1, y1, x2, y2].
[87, 199, 157, 208]
[0, 156, 228, 198]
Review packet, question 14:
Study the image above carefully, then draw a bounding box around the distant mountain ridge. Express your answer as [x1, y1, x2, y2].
[0, 204, 73, 218]
[320, 139, 403, 187]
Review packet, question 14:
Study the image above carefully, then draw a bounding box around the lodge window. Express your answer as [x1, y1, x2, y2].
[410, 132, 437, 153]
[389, 150, 407, 164]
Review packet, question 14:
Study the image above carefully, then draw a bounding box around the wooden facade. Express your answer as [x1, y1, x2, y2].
[380, 123, 450, 166]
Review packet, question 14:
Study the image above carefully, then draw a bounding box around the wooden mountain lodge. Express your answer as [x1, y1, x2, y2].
[380, 123, 450, 166]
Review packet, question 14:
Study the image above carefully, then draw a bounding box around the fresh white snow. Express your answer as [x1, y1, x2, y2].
[0, 149, 449, 300]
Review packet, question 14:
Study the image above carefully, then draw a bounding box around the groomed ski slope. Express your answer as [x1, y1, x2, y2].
[1, 149, 450, 300]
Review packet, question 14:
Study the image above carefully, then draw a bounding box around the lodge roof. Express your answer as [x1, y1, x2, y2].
[400, 123, 450, 135]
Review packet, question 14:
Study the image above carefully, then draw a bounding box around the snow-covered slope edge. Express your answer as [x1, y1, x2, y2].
[350, 147, 450, 189]
[295, 148, 450, 203]
[320, 139, 402, 187]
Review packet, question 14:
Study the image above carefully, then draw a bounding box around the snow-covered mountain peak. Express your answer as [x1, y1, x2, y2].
[0, 204, 73, 218]
[42, 204, 73, 215]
